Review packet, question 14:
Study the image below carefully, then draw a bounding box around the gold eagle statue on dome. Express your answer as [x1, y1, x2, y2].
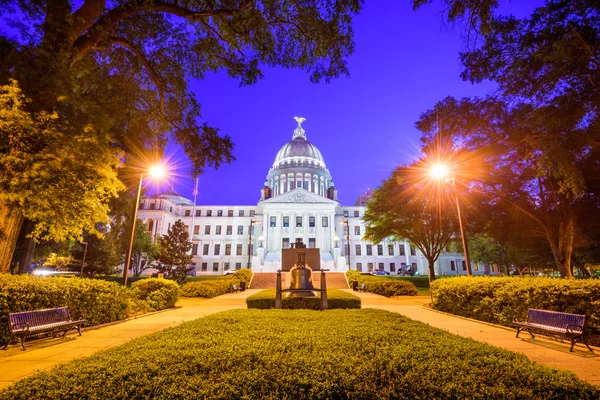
[294, 116, 306, 127]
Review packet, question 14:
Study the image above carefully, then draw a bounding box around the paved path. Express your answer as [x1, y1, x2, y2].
[345, 289, 600, 387]
[0, 290, 261, 390]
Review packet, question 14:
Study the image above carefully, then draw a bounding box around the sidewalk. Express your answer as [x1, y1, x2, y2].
[0, 289, 260, 390]
[345, 289, 600, 386]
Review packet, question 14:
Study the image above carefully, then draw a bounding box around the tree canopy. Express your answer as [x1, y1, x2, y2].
[155, 219, 193, 283]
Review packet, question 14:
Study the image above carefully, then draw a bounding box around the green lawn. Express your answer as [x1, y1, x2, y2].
[1, 309, 596, 399]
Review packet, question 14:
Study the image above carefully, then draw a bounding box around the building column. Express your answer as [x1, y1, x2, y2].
[264, 212, 270, 253]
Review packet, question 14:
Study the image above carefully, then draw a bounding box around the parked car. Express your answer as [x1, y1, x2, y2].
[373, 270, 390, 276]
[222, 270, 237, 276]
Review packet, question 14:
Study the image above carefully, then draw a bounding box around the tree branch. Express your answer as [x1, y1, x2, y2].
[71, 0, 254, 62]
[102, 37, 165, 113]
[70, 0, 107, 45]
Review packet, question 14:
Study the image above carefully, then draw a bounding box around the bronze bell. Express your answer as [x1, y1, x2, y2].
[287, 251, 316, 298]
[288, 267, 316, 298]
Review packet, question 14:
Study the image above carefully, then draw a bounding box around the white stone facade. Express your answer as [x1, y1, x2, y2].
[137, 120, 500, 276]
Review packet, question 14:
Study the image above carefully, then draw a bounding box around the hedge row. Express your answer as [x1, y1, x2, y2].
[1, 309, 596, 399]
[0, 275, 179, 344]
[431, 276, 600, 329]
[346, 270, 418, 296]
[180, 269, 252, 298]
[246, 289, 361, 310]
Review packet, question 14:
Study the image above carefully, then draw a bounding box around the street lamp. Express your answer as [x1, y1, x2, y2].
[247, 220, 259, 268]
[340, 219, 350, 270]
[333, 236, 339, 248]
[430, 164, 472, 276]
[258, 235, 265, 248]
[123, 164, 166, 286]
[79, 242, 88, 277]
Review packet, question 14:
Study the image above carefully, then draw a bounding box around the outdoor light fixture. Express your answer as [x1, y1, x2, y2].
[430, 164, 449, 180]
[333, 235, 340, 248]
[247, 220, 259, 268]
[258, 235, 265, 248]
[123, 163, 168, 286]
[340, 219, 350, 270]
[429, 164, 472, 276]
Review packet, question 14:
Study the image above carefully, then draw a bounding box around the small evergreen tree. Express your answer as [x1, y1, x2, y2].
[155, 220, 193, 284]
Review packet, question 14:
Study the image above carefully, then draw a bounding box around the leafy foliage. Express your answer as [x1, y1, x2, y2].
[180, 270, 252, 297]
[1, 309, 597, 399]
[155, 220, 193, 284]
[127, 221, 160, 277]
[346, 270, 419, 296]
[431, 276, 600, 330]
[414, 1, 600, 278]
[246, 289, 361, 310]
[130, 278, 180, 311]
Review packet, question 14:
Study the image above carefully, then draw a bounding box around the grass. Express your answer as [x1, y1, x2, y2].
[1, 309, 597, 399]
[246, 289, 361, 309]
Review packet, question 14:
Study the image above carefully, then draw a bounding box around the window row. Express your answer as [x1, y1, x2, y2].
[184, 209, 256, 217]
[352, 243, 417, 256]
[355, 262, 418, 273]
[193, 225, 256, 236]
[194, 243, 255, 256]
[342, 210, 361, 217]
[199, 262, 244, 272]
[269, 216, 328, 228]
[281, 238, 316, 248]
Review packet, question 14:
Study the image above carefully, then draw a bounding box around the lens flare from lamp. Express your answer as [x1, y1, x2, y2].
[430, 164, 449, 180]
[148, 164, 166, 179]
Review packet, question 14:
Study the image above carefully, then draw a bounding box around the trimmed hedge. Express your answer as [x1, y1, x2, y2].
[346, 270, 419, 296]
[246, 289, 361, 310]
[431, 276, 600, 329]
[130, 279, 180, 311]
[180, 270, 253, 298]
[1, 309, 597, 399]
[0, 275, 129, 344]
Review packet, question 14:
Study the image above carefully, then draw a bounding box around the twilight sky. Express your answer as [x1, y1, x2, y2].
[163, 0, 543, 206]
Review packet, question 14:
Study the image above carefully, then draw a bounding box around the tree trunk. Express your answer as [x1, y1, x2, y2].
[547, 207, 574, 278]
[18, 219, 36, 274]
[427, 258, 436, 282]
[0, 201, 24, 273]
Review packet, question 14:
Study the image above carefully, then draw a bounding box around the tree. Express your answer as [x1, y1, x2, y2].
[128, 221, 160, 277]
[0, 0, 362, 272]
[155, 220, 193, 283]
[364, 163, 457, 281]
[413, 1, 600, 278]
[0, 81, 123, 272]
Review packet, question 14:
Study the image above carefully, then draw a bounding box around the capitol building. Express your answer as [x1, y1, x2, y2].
[137, 119, 494, 276]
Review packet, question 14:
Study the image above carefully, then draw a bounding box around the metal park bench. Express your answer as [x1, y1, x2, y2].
[3, 307, 86, 350]
[358, 283, 366, 292]
[232, 284, 240, 293]
[512, 309, 594, 352]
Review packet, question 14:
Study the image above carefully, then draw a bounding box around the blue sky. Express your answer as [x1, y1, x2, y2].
[163, 0, 543, 206]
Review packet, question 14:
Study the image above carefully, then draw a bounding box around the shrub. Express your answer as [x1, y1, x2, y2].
[246, 289, 361, 310]
[346, 270, 419, 296]
[431, 276, 600, 329]
[180, 270, 253, 298]
[1, 309, 597, 399]
[92, 275, 150, 286]
[130, 278, 180, 311]
[0, 275, 129, 344]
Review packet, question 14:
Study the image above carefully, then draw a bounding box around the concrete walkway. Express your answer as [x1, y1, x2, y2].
[345, 289, 600, 387]
[0, 289, 261, 390]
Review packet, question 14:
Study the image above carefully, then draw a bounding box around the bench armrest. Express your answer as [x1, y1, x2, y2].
[10, 321, 30, 332]
[566, 324, 584, 334]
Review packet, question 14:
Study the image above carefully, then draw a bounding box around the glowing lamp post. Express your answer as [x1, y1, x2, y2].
[247, 220, 259, 268]
[123, 164, 166, 286]
[340, 219, 350, 270]
[430, 164, 472, 276]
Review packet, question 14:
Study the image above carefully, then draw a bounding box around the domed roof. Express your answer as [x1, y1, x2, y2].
[272, 119, 326, 168]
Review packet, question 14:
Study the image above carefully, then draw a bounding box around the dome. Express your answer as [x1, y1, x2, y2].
[273, 137, 326, 168]
[264, 118, 334, 199]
